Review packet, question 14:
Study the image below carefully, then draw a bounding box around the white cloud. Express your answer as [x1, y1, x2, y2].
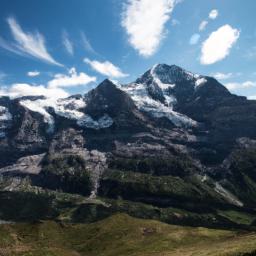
[199, 20, 208, 31]
[0, 83, 68, 99]
[198, 10, 218, 32]
[200, 24, 240, 65]
[27, 71, 40, 77]
[62, 30, 74, 56]
[225, 81, 256, 90]
[209, 9, 218, 20]
[189, 33, 200, 45]
[0, 17, 62, 66]
[0, 68, 97, 100]
[48, 67, 96, 88]
[212, 72, 233, 80]
[84, 58, 129, 78]
[121, 0, 177, 57]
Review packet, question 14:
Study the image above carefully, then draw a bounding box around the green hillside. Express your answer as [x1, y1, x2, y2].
[0, 213, 256, 256]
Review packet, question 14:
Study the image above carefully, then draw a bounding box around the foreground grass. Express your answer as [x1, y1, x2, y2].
[0, 213, 256, 256]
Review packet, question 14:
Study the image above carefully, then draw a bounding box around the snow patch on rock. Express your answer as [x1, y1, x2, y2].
[122, 82, 197, 127]
[121, 65, 198, 127]
[195, 77, 207, 88]
[20, 99, 55, 133]
[77, 114, 113, 129]
[20, 96, 113, 132]
[150, 64, 176, 90]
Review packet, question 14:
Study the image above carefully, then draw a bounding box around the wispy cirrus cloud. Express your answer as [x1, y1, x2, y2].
[80, 32, 96, 54]
[121, 0, 177, 57]
[0, 17, 62, 66]
[62, 30, 74, 56]
[48, 67, 96, 88]
[0, 36, 24, 56]
[200, 25, 240, 65]
[84, 58, 129, 78]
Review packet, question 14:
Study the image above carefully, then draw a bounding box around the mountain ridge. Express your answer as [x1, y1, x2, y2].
[1, 63, 256, 229]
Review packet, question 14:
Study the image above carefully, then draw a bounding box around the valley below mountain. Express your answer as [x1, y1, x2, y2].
[1, 64, 256, 255]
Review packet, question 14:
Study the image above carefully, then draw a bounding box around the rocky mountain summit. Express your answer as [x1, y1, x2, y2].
[1, 64, 256, 228]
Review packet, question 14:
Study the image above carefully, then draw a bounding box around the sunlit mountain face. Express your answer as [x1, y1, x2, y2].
[0, 1, 256, 256]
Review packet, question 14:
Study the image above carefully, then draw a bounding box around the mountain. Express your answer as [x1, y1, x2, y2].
[1, 64, 256, 230]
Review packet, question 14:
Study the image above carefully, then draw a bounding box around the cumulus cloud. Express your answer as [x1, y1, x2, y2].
[0, 17, 62, 66]
[121, 0, 177, 57]
[0, 83, 69, 99]
[27, 71, 40, 77]
[84, 58, 129, 78]
[199, 20, 208, 31]
[62, 30, 74, 56]
[225, 81, 256, 90]
[212, 72, 233, 80]
[0, 68, 97, 100]
[200, 24, 240, 65]
[209, 9, 218, 20]
[48, 67, 96, 88]
[189, 33, 200, 45]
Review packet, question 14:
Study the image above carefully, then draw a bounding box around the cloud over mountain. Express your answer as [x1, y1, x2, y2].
[48, 67, 96, 88]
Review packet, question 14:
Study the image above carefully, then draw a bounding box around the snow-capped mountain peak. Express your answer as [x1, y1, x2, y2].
[119, 63, 233, 127]
[0, 64, 232, 136]
[121, 64, 200, 128]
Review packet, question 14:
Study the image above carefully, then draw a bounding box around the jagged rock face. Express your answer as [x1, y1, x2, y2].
[85, 79, 136, 117]
[1, 64, 256, 225]
[84, 79, 148, 132]
[49, 128, 85, 153]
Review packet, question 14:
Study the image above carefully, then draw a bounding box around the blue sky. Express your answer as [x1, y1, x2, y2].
[0, 0, 256, 98]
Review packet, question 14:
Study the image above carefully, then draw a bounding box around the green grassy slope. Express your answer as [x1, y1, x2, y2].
[0, 213, 256, 256]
